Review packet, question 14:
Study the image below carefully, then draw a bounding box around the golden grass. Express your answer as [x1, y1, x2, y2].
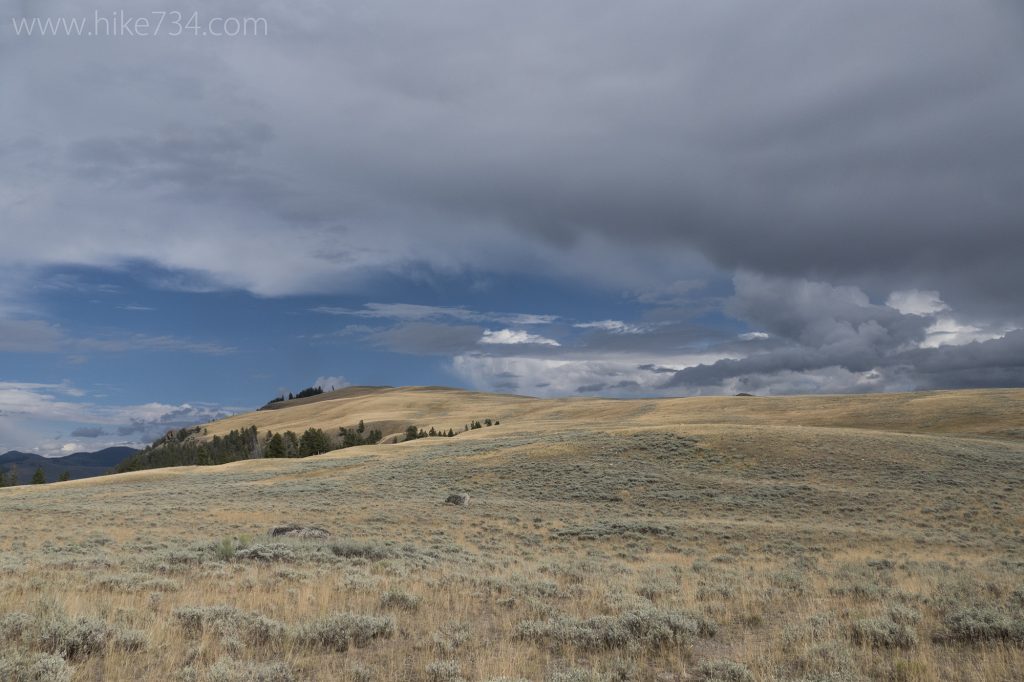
[1, 388, 1023, 681]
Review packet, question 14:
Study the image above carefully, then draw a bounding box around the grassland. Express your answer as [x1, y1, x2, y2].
[1, 388, 1022, 681]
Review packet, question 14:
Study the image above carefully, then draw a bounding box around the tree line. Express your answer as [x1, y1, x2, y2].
[0, 467, 71, 486]
[261, 384, 328, 409]
[115, 416, 502, 473]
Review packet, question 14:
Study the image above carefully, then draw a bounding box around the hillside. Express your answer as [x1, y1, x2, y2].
[0, 446, 138, 484]
[0, 388, 1022, 681]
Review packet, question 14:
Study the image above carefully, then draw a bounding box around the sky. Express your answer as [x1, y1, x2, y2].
[2, 1, 1023, 455]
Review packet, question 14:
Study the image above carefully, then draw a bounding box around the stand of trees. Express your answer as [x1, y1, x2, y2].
[401, 418, 498, 441]
[116, 416, 403, 472]
[260, 385, 327, 409]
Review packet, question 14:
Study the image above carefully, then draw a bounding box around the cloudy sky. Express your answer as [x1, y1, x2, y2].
[3, 1, 1023, 454]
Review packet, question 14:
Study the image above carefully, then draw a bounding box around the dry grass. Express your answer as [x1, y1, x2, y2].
[1, 388, 1022, 681]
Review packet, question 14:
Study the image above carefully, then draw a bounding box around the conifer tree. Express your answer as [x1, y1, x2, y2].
[284, 431, 300, 457]
[266, 432, 286, 458]
[59, 471, 71, 482]
[31, 467, 46, 485]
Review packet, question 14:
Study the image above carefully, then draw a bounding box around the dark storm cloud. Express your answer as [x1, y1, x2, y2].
[664, 274, 1024, 393]
[4, 0, 1022, 305]
[4, 0, 1023, 395]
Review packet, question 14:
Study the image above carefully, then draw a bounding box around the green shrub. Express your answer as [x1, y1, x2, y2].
[206, 658, 296, 682]
[426, 660, 465, 682]
[692, 660, 755, 682]
[330, 541, 394, 561]
[850, 617, 917, 649]
[0, 652, 72, 682]
[937, 606, 1024, 644]
[232, 544, 296, 562]
[173, 606, 286, 646]
[886, 604, 921, 625]
[295, 613, 394, 652]
[380, 590, 421, 612]
[36, 615, 111, 660]
[514, 608, 715, 651]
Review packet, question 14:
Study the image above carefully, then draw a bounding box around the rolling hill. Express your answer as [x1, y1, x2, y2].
[0, 387, 1022, 680]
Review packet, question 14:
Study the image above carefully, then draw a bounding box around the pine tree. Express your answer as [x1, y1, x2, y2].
[266, 432, 286, 458]
[59, 471, 71, 482]
[405, 425, 419, 441]
[357, 419, 365, 434]
[447, 428, 455, 437]
[284, 431, 300, 457]
[31, 467, 46, 485]
[0, 468, 5, 487]
[299, 428, 331, 457]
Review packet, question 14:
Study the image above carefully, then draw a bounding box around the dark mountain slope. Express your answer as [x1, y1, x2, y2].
[0, 446, 139, 485]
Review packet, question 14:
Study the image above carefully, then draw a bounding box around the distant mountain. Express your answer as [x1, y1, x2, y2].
[0, 446, 139, 485]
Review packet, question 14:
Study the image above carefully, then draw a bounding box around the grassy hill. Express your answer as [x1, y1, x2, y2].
[0, 388, 1021, 680]
[0, 446, 138, 485]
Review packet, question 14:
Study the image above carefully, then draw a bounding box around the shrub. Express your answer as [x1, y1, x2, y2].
[432, 622, 471, 654]
[380, 590, 421, 612]
[330, 541, 394, 561]
[0, 612, 34, 640]
[295, 613, 394, 652]
[692, 660, 755, 682]
[782, 641, 856, 680]
[0, 652, 72, 682]
[213, 537, 252, 561]
[426, 660, 465, 682]
[206, 658, 296, 682]
[173, 606, 286, 646]
[36, 614, 111, 660]
[232, 544, 296, 562]
[886, 604, 921, 625]
[850, 617, 918, 649]
[937, 606, 1024, 644]
[514, 608, 715, 652]
[112, 628, 148, 652]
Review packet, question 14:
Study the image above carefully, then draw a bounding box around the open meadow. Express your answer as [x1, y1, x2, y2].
[1, 387, 1023, 681]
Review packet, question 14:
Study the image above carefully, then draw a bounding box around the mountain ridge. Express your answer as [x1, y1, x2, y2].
[0, 446, 139, 484]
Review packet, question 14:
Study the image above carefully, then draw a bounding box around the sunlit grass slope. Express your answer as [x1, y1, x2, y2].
[1, 388, 1022, 681]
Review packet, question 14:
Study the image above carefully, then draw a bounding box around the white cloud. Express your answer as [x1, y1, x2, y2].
[920, 317, 1012, 348]
[738, 331, 771, 341]
[886, 290, 949, 316]
[0, 381, 239, 455]
[60, 442, 81, 454]
[312, 375, 350, 391]
[574, 320, 646, 334]
[479, 329, 560, 346]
